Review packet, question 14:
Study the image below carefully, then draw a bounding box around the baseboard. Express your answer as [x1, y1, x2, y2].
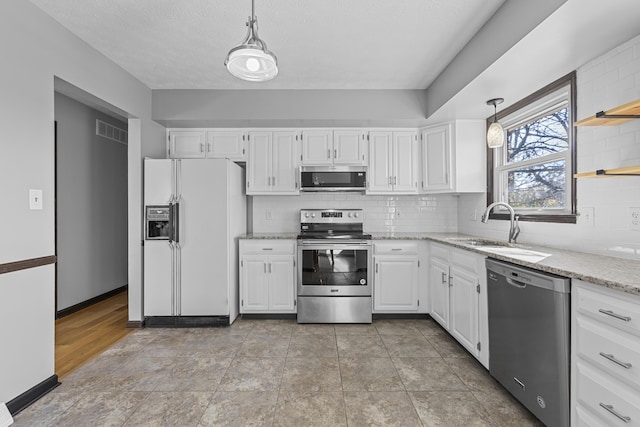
[239, 313, 297, 320]
[144, 316, 229, 328]
[6, 375, 60, 416]
[56, 285, 127, 319]
[372, 313, 432, 320]
[126, 320, 144, 329]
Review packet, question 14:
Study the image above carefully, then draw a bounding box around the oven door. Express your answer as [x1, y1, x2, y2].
[297, 241, 372, 297]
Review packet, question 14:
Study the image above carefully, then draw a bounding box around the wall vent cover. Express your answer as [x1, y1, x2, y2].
[96, 119, 127, 145]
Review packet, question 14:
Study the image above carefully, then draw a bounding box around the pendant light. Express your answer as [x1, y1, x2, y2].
[486, 98, 505, 148]
[225, 0, 278, 82]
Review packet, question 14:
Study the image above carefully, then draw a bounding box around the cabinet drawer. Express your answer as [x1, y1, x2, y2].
[576, 361, 640, 426]
[374, 241, 418, 254]
[240, 240, 295, 255]
[576, 315, 640, 388]
[574, 281, 640, 337]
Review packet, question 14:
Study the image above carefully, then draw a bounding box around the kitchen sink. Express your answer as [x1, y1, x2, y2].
[446, 237, 513, 248]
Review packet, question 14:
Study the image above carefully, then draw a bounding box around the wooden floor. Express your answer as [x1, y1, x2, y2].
[55, 291, 132, 379]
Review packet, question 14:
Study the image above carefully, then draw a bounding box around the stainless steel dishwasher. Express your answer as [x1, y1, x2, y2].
[486, 259, 571, 427]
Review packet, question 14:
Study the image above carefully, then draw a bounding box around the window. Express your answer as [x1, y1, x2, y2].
[487, 72, 577, 223]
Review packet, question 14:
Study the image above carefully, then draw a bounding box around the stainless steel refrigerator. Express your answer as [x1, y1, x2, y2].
[143, 158, 246, 326]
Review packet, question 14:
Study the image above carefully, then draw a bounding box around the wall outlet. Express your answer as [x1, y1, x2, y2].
[631, 207, 640, 231]
[29, 189, 43, 210]
[396, 209, 401, 217]
[578, 207, 595, 227]
[265, 209, 273, 220]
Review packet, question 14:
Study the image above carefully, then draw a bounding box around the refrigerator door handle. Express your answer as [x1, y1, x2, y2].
[175, 242, 182, 316]
[170, 202, 180, 243]
[169, 241, 175, 315]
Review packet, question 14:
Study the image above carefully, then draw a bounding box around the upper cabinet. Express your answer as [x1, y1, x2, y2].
[246, 130, 299, 195]
[168, 129, 247, 160]
[367, 130, 419, 194]
[420, 120, 485, 193]
[300, 129, 367, 166]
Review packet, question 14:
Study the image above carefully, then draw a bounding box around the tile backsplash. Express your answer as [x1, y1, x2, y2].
[252, 193, 458, 234]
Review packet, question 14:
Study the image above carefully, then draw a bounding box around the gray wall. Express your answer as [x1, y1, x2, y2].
[55, 93, 128, 310]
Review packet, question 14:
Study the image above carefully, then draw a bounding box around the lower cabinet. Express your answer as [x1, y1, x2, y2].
[373, 241, 428, 313]
[571, 279, 640, 426]
[239, 240, 297, 313]
[429, 242, 488, 368]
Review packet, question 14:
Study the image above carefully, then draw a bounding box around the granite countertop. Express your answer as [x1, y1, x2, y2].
[372, 232, 640, 297]
[239, 231, 640, 296]
[239, 233, 299, 240]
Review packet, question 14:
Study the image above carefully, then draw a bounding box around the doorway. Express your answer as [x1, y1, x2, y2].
[54, 83, 130, 377]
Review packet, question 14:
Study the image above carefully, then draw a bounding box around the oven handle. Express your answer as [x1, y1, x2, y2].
[298, 240, 372, 246]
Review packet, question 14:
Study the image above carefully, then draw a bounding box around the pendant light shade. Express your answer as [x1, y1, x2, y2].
[486, 98, 504, 148]
[225, 0, 278, 82]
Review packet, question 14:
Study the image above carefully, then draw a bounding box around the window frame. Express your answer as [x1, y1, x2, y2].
[486, 71, 577, 224]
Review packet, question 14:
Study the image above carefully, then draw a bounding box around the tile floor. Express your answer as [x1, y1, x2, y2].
[13, 318, 543, 426]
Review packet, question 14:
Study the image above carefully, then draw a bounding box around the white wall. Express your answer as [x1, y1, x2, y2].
[458, 34, 640, 260]
[0, 0, 160, 403]
[55, 93, 128, 310]
[252, 194, 458, 234]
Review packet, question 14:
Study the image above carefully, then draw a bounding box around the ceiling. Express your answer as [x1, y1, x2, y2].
[28, 0, 504, 90]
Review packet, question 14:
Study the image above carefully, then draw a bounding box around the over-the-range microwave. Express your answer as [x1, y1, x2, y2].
[300, 166, 366, 192]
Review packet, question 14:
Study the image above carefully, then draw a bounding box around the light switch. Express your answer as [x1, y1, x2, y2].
[29, 189, 43, 210]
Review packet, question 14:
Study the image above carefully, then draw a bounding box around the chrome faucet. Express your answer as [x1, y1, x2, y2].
[481, 202, 520, 243]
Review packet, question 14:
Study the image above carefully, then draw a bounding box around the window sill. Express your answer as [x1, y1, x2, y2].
[488, 212, 577, 224]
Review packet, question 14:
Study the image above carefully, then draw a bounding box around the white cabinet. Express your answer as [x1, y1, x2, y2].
[300, 129, 367, 166]
[239, 240, 297, 313]
[429, 242, 488, 367]
[246, 131, 299, 195]
[367, 130, 419, 194]
[205, 130, 247, 160]
[168, 129, 247, 160]
[168, 130, 206, 158]
[571, 280, 640, 426]
[373, 241, 428, 313]
[420, 120, 485, 193]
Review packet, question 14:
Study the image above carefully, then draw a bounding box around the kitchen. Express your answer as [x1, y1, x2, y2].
[1, 0, 640, 426]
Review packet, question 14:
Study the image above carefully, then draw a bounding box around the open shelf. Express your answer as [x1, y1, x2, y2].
[575, 99, 640, 126]
[574, 165, 640, 178]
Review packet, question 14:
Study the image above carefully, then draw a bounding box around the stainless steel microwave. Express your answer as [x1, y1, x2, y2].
[300, 166, 367, 192]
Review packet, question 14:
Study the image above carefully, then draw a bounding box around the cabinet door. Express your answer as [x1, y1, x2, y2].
[268, 256, 296, 312]
[374, 256, 419, 311]
[393, 131, 418, 193]
[168, 131, 206, 159]
[429, 258, 450, 329]
[301, 130, 333, 165]
[367, 131, 393, 193]
[206, 130, 246, 160]
[247, 132, 272, 194]
[421, 125, 452, 191]
[272, 131, 299, 194]
[240, 256, 270, 312]
[450, 267, 479, 355]
[334, 130, 366, 165]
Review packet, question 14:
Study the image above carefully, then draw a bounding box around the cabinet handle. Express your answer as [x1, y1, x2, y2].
[200, 143, 204, 152]
[242, 148, 245, 155]
[207, 142, 212, 152]
[599, 403, 631, 423]
[262, 248, 273, 251]
[268, 263, 271, 273]
[599, 309, 632, 322]
[375, 264, 378, 273]
[394, 176, 397, 185]
[391, 248, 402, 251]
[334, 149, 337, 159]
[264, 263, 266, 273]
[268, 176, 272, 186]
[272, 176, 276, 186]
[441, 272, 447, 284]
[599, 352, 632, 369]
[327, 149, 331, 159]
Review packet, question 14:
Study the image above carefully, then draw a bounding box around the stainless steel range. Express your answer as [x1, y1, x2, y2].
[297, 209, 372, 323]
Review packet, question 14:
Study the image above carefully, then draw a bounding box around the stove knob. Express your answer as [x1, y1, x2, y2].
[311, 213, 316, 218]
[347, 212, 352, 218]
[304, 213, 309, 218]
[354, 212, 359, 218]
